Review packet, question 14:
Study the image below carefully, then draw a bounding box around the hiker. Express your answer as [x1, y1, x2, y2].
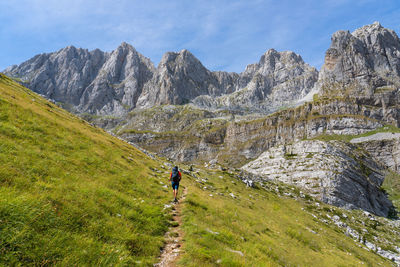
[169, 166, 182, 202]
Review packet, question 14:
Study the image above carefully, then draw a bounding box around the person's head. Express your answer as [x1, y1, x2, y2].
[173, 166, 178, 171]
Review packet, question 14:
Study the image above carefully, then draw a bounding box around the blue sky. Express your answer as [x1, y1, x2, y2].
[1, 0, 400, 72]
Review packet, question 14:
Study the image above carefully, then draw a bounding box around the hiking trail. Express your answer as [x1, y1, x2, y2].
[155, 187, 187, 267]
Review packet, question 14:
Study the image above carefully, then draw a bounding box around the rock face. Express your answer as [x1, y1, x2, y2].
[4, 43, 155, 116]
[118, 95, 400, 167]
[136, 50, 237, 108]
[4, 46, 317, 115]
[351, 132, 400, 172]
[78, 42, 155, 115]
[242, 140, 394, 217]
[193, 49, 318, 113]
[318, 22, 400, 97]
[4, 46, 107, 107]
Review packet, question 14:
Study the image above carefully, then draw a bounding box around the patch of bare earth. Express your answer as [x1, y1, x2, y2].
[154, 187, 187, 267]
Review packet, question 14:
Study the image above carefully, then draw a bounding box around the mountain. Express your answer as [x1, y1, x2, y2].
[136, 49, 235, 108]
[193, 49, 318, 112]
[78, 42, 155, 115]
[5, 22, 400, 116]
[4, 45, 317, 115]
[4, 42, 155, 116]
[2, 74, 399, 265]
[4, 46, 107, 106]
[318, 21, 400, 97]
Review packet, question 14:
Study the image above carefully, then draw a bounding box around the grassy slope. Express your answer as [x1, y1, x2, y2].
[178, 168, 395, 266]
[312, 125, 400, 142]
[383, 171, 400, 212]
[0, 74, 172, 266]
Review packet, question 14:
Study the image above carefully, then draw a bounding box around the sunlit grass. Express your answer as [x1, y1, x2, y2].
[312, 124, 400, 142]
[178, 168, 393, 266]
[0, 74, 171, 266]
[383, 171, 400, 212]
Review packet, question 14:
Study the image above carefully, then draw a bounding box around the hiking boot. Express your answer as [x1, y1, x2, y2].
[174, 198, 178, 203]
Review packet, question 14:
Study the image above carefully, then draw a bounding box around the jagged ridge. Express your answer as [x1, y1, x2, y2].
[4, 45, 318, 115]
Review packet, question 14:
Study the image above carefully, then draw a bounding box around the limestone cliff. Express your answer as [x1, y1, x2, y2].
[242, 140, 394, 217]
[351, 131, 400, 172]
[318, 22, 400, 97]
[117, 95, 400, 165]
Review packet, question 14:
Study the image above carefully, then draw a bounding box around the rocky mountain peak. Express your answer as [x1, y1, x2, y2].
[329, 30, 354, 50]
[136, 49, 220, 108]
[243, 49, 309, 77]
[112, 42, 137, 57]
[318, 22, 400, 96]
[352, 21, 384, 37]
[59, 45, 77, 55]
[118, 41, 134, 49]
[260, 49, 302, 65]
[260, 48, 278, 61]
[77, 43, 155, 115]
[226, 48, 318, 112]
[158, 49, 203, 70]
[99, 41, 152, 82]
[159, 51, 177, 64]
[178, 48, 192, 57]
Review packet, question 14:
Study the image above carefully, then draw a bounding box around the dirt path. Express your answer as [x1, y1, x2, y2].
[155, 187, 187, 267]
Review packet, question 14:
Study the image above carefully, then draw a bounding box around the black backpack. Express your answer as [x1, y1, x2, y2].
[171, 167, 180, 182]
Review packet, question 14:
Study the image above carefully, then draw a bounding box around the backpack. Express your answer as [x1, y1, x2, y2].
[171, 168, 180, 182]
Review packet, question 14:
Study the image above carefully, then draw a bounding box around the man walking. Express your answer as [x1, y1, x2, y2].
[169, 166, 182, 203]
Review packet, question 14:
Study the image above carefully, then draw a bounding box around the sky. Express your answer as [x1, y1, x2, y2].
[1, 0, 400, 72]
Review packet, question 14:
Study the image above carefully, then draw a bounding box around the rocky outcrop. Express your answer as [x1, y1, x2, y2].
[221, 100, 386, 165]
[318, 22, 400, 97]
[351, 132, 400, 172]
[242, 140, 394, 217]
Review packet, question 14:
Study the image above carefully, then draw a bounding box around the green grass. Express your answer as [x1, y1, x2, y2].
[312, 125, 400, 142]
[383, 171, 400, 213]
[178, 168, 394, 266]
[0, 74, 172, 266]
